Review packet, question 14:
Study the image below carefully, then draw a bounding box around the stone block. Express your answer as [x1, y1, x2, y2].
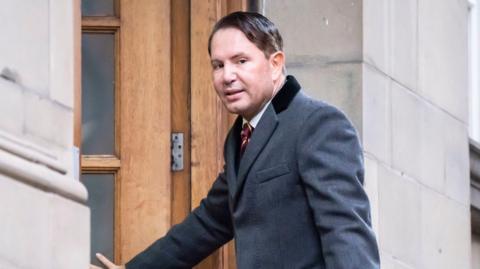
[363, 65, 391, 164]
[378, 164, 421, 267]
[0, 173, 51, 269]
[287, 63, 363, 135]
[265, 0, 362, 62]
[0, 79, 24, 136]
[49, 193, 90, 269]
[0, 0, 50, 94]
[364, 155, 379, 236]
[24, 91, 73, 148]
[49, 0, 74, 108]
[390, 0, 417, 91]
[393, 260, 415, 269]
[418, 0, 469, 122]
[443, 114, 470, 206]
[380, 252, 395, 269]
[363, 0, 389, 74]
[380, 252, 416, 269]
[421, 187, 471, 269]
[391, 82, 445, 192]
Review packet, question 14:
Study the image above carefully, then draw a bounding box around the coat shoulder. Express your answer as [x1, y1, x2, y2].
[287, 91, 352, 126]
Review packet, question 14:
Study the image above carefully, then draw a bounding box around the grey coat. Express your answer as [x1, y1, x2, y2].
[126, 76, 380, 269]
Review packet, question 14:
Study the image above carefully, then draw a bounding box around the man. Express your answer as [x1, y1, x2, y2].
[92, 11, 380, 269]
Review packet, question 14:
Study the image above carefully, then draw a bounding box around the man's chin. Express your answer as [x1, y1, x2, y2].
[223, 103, 245, 114]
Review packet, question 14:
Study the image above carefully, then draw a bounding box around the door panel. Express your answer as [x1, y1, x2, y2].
[81, 32, 116, 155]
[118, 0, 172, 261]
[80, 0, 172, 264]
[82, 173, 115, 266]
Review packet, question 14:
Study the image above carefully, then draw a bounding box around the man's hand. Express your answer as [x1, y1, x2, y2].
[89, 253, 125, 269]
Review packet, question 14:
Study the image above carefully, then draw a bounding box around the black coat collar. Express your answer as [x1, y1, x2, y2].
[271, 75, 301, 114]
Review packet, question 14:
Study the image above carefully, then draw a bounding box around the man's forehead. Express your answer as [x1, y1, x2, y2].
[210, 28, 259, 56]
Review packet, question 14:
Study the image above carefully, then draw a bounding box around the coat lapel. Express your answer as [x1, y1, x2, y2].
[225, 116, 242, 198]
[234, 105, 278, 202]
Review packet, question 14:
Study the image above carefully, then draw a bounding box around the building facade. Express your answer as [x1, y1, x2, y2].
[0, 0, 89, 268]
[0, 0, 476, 268]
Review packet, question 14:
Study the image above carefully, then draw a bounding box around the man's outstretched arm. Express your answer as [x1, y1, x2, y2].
[92, 172, 233, 269]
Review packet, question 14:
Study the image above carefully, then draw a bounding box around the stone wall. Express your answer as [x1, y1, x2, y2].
[264, 0, 472, 268]
[0, 0, 89, 268]
[265, 0, 363, 134]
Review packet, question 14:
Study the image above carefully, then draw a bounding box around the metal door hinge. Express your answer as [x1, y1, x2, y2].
[171, 133, 184, 171]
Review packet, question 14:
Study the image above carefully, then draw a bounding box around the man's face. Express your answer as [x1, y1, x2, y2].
[210, 27, 276, 120]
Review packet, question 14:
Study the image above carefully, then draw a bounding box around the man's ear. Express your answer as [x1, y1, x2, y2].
[269, 51, 285, 80]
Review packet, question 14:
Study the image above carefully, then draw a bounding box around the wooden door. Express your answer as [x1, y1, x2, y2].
[79, 0, 172, 265]
[76, 0, 246, 268]
[190, 1, 247, 268]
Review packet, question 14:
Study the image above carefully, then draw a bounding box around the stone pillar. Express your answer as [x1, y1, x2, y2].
[263, 0, 471, 268]
[264, 0, 363, 134]
[0, 0, 89, 268]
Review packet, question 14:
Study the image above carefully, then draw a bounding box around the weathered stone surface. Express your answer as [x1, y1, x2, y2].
[378, 164, 421, 267]
[49, 194, 90, 269]
[0, 0, 50, 94]
[0, 173, 51, 269]
[363, 0, 389, 74]
[24, 92, 73, 148]
[363, 65, 391, 164]
[418, 0, 469, 122]
[443, 113, 470, 206]
[265, 0, 362, 62]
[49, 0, 74, 108]
[421, 187, 471, 269]
[390, 0, 418, 91]
[0, 79, 24, 136]
[287, 63, 363, 135]
[391, 82, 445, 193]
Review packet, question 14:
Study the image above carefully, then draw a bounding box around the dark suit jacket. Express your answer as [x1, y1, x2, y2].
[126, 76, 380, 269]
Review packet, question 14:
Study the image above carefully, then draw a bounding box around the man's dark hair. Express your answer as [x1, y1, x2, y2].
[208, 11, 283, 58]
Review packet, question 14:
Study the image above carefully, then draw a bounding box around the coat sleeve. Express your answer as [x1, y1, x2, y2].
[296, 104, 380, 269]
[126, 171, 233, 269]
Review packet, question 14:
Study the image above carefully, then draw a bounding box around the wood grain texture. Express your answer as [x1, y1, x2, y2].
[171, 0, 191, 226]
[119, 0, 172, 263]
[82, 155, 121, 170]
[191, 0, 225, 268]
[190, 1, 246, 268]
[82, 16, 121, 29]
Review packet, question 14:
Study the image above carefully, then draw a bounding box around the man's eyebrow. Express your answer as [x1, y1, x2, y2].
[231, 53, 247, 59]
[210, 53, 247, 64]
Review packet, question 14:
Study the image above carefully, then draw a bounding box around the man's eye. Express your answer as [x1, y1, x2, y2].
[213, 63, 223, 70]
[238, 59, 247, 64]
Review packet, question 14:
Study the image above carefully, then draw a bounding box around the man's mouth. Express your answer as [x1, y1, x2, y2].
[225, 89, 244, 100]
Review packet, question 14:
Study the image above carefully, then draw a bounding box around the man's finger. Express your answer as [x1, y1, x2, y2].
[90, 265, 102, 269]
[96, 253, 116, 268]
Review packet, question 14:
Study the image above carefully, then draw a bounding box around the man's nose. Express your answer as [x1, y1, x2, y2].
[222, 64, 236, 85]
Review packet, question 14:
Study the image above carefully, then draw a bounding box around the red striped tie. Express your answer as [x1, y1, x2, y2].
[240, 123, 253, 157]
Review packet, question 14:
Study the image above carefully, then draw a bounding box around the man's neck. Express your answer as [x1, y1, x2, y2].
[272, 75, 287, 98]
[243, 75, 287, 126]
